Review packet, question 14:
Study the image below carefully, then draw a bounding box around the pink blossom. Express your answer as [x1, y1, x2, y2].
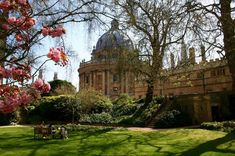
[15, 34, 23, 42]
[15, 33, 30, 42]
[48, 48, 61, 62]
[7, 17, 17, 25]
[42, 27, 50, 36]
[16, 17, 26, 26]
[50, 27, 65, 37]
[16, 0, 27, 6]
[42, 83, 51, 93]
[34, 79, 44, 90]
[2, 24, 10, 31]
[0, 1, 11, 11]
[20, 91, 33, 105]
[20, 18, 36, 30]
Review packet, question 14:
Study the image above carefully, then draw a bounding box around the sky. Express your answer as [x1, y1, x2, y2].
[37, 22, 106, 89]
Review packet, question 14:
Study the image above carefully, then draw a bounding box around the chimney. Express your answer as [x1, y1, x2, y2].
[181, 40, 187, 64]
[201, 45, 206, 62]
[189, 47, 196, 64]
[170, 53, 175, 68]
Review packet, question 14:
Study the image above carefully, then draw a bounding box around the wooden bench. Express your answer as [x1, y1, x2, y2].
[34, 126, 53, 139]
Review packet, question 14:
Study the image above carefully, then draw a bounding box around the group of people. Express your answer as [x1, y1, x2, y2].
[40, 122, 68, 139]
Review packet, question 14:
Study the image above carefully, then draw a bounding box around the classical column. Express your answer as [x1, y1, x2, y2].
[102, 71, 105, 94]
[93, 71, 96, 89]
[121, 72, 124, 93]
[125, 72, 128, 94]
[107, 70, 110, 96]
[89, 72, 92, 88]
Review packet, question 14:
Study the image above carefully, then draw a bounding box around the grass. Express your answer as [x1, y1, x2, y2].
[0, 126, 235, 156]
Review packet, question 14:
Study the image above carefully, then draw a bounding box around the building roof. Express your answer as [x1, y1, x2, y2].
[93, 20, 133, 53]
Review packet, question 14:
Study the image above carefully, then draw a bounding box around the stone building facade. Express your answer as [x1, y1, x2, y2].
[78, 20, 135, 98]
[135, 58, 232, 99]
[78, 21, 233, 99]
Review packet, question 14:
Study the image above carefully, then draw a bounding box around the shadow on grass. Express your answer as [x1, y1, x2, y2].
[1, 127, 234, 156]
[0, 127, 115, 156]
[179, 131, 235, 156]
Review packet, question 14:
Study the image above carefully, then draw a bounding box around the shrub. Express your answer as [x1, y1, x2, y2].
[154, 110, 192, 128]
[200, 121, 235, 132]
[118, 116, 145, 127]
[113, 93, 135, 106]
[117, 97, 163, 127]
[64, 124, 114, 132]
[26, 95, 80, 123]
[79, 112, 113, 124]
[90, 112, 113, 124]
[112, 104, 137, 117]
[77, 89, 112, 114]
[112, 94, 137, 117]
[44, 79, 76, 96]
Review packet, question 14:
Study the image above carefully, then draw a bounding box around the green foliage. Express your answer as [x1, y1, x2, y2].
[113, 93, 135, 106]
[112, 94, 137, 117]
[77, 89, 112, 114]
[64, 124, 114, 132]
[118, 116, 145, 127]
[200, 121, 235, 132]
[0, 126, 234, 156]
[45, 79, 76, 96]
[118, 96, 164, 126]
[154, 110, 192, 128]
[141, 102, 160, 121]
[26, 95, 80, 123]
[79, 112, 113, 124]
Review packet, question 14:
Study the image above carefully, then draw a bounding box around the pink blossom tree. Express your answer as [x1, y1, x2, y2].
[0, 0, 102, 113]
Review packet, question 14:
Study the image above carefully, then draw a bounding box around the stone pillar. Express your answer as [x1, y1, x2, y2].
[189, 47, 196, 64]
[170, 53, 175, 68]
[121, 72, 124, 93]
[102, 71, 105, 94]
[201, 45, 206, 62]
[89, 72, 92, 87]
[125, 72, 128, 94]
[107, 70, 110, 96]
[53, 72, 58, 80]
[93, 71, 96, 89]
[181, 40, 187, 64]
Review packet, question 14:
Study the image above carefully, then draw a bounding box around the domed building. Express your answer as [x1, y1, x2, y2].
[78, 20, 232, 100]
[78, 20, 234, 123]
[78, 20, 135, 98]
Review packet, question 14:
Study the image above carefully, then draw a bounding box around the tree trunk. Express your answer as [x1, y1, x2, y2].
[132, 78, 154, 118]
[220, 0, 235, 92]
[144, 79, 154, 106]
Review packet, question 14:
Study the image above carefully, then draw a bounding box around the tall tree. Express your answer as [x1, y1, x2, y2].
[110, 0, 191, 106]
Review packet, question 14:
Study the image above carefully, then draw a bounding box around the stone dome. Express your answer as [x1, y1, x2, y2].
[93, 20, 133, 53]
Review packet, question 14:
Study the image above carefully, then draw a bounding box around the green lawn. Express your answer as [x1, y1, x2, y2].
[0, 126, 234, 156]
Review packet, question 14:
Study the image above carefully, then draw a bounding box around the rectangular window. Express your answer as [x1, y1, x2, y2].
[113, 74, 119, 82]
